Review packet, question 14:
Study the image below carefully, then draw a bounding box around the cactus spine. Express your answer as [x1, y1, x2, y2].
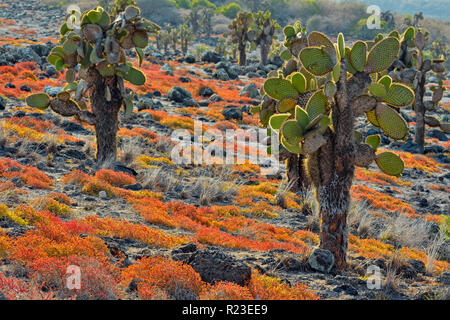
[26, 4, 159, 166]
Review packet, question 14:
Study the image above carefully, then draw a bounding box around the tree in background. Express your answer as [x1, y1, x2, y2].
[173, 0, 192, 9]
[414, 12, 424, 27]
[228, 11, 253, 66]
[250, 11, 280, 65]
[381, 10, 395, 29]
[200, 8, 214, 37]
[218, 2, 241, 19]
[179, 23, 194, 55]
[187, 7, 201, 34]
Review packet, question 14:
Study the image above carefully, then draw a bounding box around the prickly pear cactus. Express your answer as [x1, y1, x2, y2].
[386, 26, 448, 153]
[254, 28, 415, 269]
[228, 11, 253, 66]
[26, 4, 160, 166]
[249, 11, 280, 65]
[179, 24, 193, 56]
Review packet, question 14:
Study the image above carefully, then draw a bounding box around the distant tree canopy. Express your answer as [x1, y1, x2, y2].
[219, 2, 241, 19]
[191, 0, 217, 10]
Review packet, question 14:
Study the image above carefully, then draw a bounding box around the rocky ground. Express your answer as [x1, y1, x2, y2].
[0, 0, 448, 300]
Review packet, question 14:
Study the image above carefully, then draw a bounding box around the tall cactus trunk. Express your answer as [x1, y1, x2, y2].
[308, 64, 370, 270]
[286, 154, 310, 193]
[89, 68, 122, 167]
[414, 72, 426, 154]
[238, 43, 246, 66]
[260, 42, 269, 66]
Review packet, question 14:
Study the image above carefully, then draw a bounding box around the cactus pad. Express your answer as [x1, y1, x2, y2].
[337, 33, 345, 61]
[283, 26, 295, 38]
[281, 136, 303, 154]
[299, 47, 334, 76]
[383, 83, 414, 107]
[378, 75, 392, 91]
[26, 93, 51, 110]
[291, 72, 307, 93]
[50, 99, 80, 117]
[375, 152, 404, 176]
[276, 97, 297, 113]
[306, 90, 328, 120]
[269, 113, 291, 131]
[308, 31, 336, 62]
[295, 105, 309, 129]
[366, 109, 380, 127]
[281, 119, 303, 144]
[365, 134, 381, 150]
[324, 81, 337, 98]
[369, 82, 387, 98]
[355, 143, 376, 167]
[264, 78, 299, 100]
[349, 41, 367, 72]
[375, 104, 408, 140]
[123, 66, 146, 85]
[365, 37, 400, 74]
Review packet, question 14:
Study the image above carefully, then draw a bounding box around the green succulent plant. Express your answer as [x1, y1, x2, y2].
[228, 11, 253, 66]
[179, 23, 194, 56]
[249, 11, 281, 65]
[253, 26, 415, 270]
[385, 27, 448, 153]
[26, 4, 159, 166]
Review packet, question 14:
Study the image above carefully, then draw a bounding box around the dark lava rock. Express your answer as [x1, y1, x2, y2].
[185, 55, 196, 63]
[20, 85, 31, 92]
[199, 86, 214, 97]
[428, 129, 448, 141]
[124, 183, 143, 191]
[308, 248, 335, 273]
[167, 86, 192, 103]
[171, 244, 251, 286]
[333, 284, 358, 296]
[60, 120, 90, 134]
[201, 51, 222, 63]
[221, 107, 243, 121]
[0, 96, 6, 110]
[408, 259, 426, 275]
[113, 163, 138, 176]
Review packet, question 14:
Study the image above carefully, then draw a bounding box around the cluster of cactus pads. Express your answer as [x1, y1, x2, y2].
[228, 12, 253, 66]
[26, 5, 158, 116]
[253, 22, 416, 269]
[25, 4, 159, 165]
[384, 26, 448, 153]
[228, 11, 280, 66]
[254, 22, 415, 178]
[249, 11, 280, 65]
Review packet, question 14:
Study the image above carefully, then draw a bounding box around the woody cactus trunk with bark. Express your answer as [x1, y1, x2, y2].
[386, 27, 448, 154]
[254, 28, 414, 269]
[251, 21, 310, 193]
[26, 5, 160, 167]
[228, 12, 253, 66]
